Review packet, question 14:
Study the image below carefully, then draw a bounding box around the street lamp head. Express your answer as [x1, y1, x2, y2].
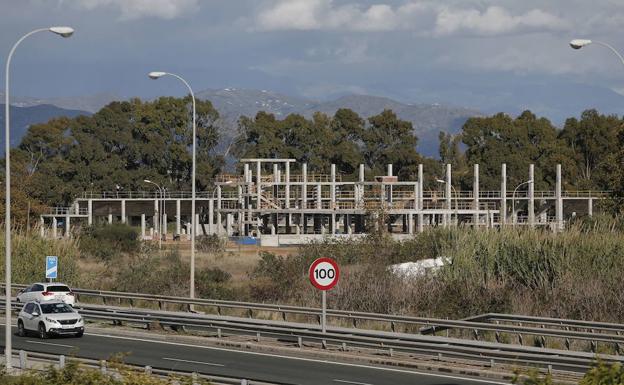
[570, 39, 592, 50]
[148, 71, 167, 79]
[435, 179, 446, 184]
[143, 179, 152, 183]
[49, 26, 74, 38]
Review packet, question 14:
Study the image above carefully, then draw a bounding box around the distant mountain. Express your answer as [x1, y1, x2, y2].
[0, 93, 118, 114]
[0, 104, 90, 148]
[197, 89, 480, 157]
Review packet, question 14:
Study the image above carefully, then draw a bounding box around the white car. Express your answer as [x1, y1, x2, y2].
[16, 283, 75, 306]
[17, 301, 84, 339]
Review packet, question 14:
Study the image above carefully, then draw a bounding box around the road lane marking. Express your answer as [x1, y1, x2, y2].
[26, 340, 75, 348]
[334, 380, 373, 385]
[162, 357, 224, 367]
[85, 332, 509, 384]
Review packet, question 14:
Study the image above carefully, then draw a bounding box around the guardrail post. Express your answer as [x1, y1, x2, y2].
[256, 332, 260, 342]
[322, 339, 327, 349]
[282, 311, 286, 321]
[297, 336, 302, 348]
[389, 347, 393, 357]
[495, 332, 501, 343]
[241, 380, 248, 385]
[391, 321, 396, 333]
[591, 340, 597, 353]
[616, 343, 621, 356]
[59, 355, 65, 368]
[565, 338, 570, 350]
[19, 350, 27, 369]
[248, 309, 253, 318]
[100, 360, 107, 374]
[352, 317, 357, 328]
[518, 334, 523, 345]
[473, 329, 479, 340]
[158, 301, 163, 310]
[341, 342, 346, 351]
[191, 372, 198, 385]
[145, 366, 152, 375]
[217, 328, 222, 338]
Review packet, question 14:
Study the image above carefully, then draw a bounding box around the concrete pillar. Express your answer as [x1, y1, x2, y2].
[316, 184, 322, 209]
[216, 186, 222, 234]
[588, 198, 593, 217]
[195, 213, 200, 237]
[302, 163, 307, 209]
[556, 164, 563, 232]
[65, 216, 70, 237]
[418, 164, 424, 233]
[473, 164, 479, 226]
[528, 164, 535, 227]
[40, 217, 45, 237]
[87, 199, 93, 226]
[408, 213, 414, 234]
[445, 164, 452, 227]
[52, 217, 57, 238]
[256, 161, 261, 210]
[141, 214, 146, 239]
[162, 213, 167, 236]
[209, 198, 215, 235]
[331, 164, 336, 234]
[501, 164, 507, 226]
[107, 213, 113, 225]
[121, 200, 126, 224]
[285, 161, 290, 209]
[153, 199, 159, 232]
[176, 200, 181, 235]
[359, 164, 365, 182]
[226, 213, 233, 236]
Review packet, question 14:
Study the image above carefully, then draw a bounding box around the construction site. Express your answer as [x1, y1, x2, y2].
[40, 159, 607, 246]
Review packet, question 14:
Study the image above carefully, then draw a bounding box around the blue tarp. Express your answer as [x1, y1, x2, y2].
[237, 237, 258, 245]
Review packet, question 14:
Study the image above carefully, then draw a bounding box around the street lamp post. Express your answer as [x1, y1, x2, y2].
[511, 180, 534, 224]
[4, 26, 74, 371]
[570, 39, 624, 67]
[148, 72, 197, 299]
[436, 179, 458, 226]
[144, 180, 163, 249]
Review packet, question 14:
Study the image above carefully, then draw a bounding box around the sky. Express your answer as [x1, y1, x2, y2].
[1, 0, 624, 121]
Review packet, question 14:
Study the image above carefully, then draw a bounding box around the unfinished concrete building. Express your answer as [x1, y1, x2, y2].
[40, 159, 607, 245]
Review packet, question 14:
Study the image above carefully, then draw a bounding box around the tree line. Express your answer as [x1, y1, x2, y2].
[2, 97, 623, 225]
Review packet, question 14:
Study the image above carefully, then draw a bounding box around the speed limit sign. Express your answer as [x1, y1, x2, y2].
[309, 257, 340, 291]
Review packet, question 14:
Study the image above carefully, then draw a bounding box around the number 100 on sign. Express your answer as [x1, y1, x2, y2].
[309, 258, 340, 290]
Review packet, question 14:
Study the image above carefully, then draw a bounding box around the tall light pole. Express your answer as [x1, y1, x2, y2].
[512, 180, 533, 224]
[570, 39, 624, 67]
[436, 179, 458, 225]
[144, 179, 163, 250]
[148, 71, 197, 299]
[4, 26, 74, 371]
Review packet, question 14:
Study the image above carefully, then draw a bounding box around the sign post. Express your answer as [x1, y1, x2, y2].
[46, 256, 58, 282]
[309, 257, 340, 334]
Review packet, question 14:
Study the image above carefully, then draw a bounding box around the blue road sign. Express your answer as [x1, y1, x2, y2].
[46, 256, 58, 279]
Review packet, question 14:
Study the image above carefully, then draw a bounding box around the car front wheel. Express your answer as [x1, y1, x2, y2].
[17, 321, 25, 337]
[38, 323, 48, 339]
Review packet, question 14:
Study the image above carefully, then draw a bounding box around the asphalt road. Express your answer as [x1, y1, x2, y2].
[0, 327, 507, 385]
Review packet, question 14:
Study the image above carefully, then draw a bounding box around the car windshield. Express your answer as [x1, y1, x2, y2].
[47, 285, 70, 292]
[40, 303, 74, 314]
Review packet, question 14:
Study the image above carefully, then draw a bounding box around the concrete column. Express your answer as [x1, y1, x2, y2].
[473, 164, 479, 226]
[302, 163, 307, 209]
[556, 164, 563, 232]
[418, 164, 424, 233]
[176, 200, 181, 235]
[316, 184, 322, 209]
[501, 163, 507, 226]
[408, 213, 414, 234]
[216, 186, 222, 234]
[108, 213, 113, 225]
[358, 164, 365, 209]
[445, 164, 452, 227]
[40, 217, 45, 237]
[195, 213, 200, 237]
[226, 213, 233, 236]
[141, 214, 146, 239]
[256, 161, 261, 210]
[331, 164, 336, 234]
[121, 200, 126, 224]
[588, 198, 593, 217]
[528, 164, 535, 227]
[217, 211, 222, 235]
[162, 213, 167, 236]
[153, 199, 159, 232]
[52, 217, 57, 238]
[285, 161, 290, 209]
[87, 199, 93, 226]
[208, 198, 215, 235]
[359, 164, 365, 182]
[64, 216, 70, 238]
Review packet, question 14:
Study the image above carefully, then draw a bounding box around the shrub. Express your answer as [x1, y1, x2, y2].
[79, 224, 139, 261]
[196, 234, 226, 254]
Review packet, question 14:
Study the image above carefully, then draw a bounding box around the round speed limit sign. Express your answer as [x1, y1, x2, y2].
[309, 258, 340, 290]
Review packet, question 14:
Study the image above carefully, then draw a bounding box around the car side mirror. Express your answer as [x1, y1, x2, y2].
[31, 312, 39, 317]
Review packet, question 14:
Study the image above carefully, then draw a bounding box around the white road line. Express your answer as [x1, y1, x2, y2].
[334, 379, 373, 385]
[26, 340, 75, 348]
[162, 357, 224, 367]
[85, 332, 509, 384]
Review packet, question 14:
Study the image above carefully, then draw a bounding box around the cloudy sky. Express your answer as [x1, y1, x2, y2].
[1, 0, 624, 120]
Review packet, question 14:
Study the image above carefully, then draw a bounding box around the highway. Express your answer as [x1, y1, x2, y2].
[0, 326, 507, 385]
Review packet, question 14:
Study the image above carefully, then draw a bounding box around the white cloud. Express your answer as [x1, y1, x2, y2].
[435, 6, 569, 36]
[73, 0, 199, 20]
[255, 0, 568, 36]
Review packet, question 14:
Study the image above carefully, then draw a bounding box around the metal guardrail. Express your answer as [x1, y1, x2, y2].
[10, 349, 280, 385]
[6, 284, 624, 364]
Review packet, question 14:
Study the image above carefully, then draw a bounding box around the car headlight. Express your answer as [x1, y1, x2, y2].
[77, 317, 83, 323]
[45, 317, 59, 323]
